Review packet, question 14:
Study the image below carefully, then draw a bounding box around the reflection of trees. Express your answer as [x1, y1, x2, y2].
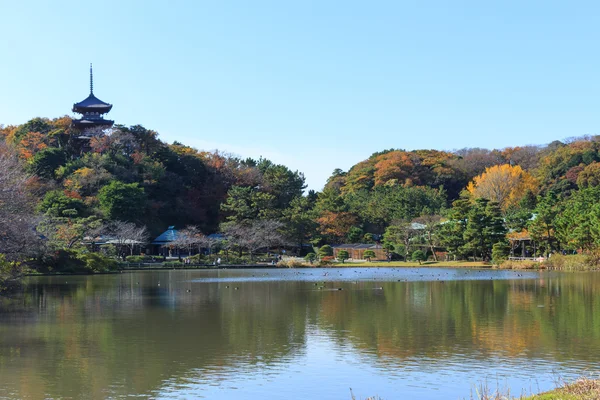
[1, 272, 600, 398]
[0, 272, 315, 398]
[315, 274, 600, 365]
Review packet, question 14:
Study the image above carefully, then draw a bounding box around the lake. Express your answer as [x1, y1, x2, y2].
[0, 267, 598, 399]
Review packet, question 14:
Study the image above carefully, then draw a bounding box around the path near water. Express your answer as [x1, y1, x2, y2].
[0, 268, 597, 399]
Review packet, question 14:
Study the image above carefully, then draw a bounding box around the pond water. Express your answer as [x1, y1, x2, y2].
[0, 267, 599, 399]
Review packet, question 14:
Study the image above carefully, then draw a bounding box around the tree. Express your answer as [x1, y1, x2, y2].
[528, 192, 561, 256]
[363, 249, 375, 262]
[220, 186, 278, 223]
[318, 245, 333, 259]
[317, 211, 358, 243]
[39, 215, 104, 250]
[383, 221, 418, 261]
[98, 181, 146, 221]
[37, 190, 86, 217]
[491, 242, 510, 264]
[463, 198, 506, 261]
[555, 187, 600, 251]
[438, 198, 470, 259]
[0, 143, 41, 260]
[577, 162, 600, 188]
[258, 161, 306, 209]
[29, 147, 66, 179]
[222, 220, 286, 260]
[413, 214, 442, 261]
[106, 221, 149, 256]
[281, 196, 318, 250]
[347, 226, 364, 243]
[304, 252, 316, 264]
[337, 250, 349, 263]
[467, 164, 538, 211]
[411, 250, 426, 264]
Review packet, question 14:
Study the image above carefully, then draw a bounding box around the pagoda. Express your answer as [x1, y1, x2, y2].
[72, 64, 114, 132]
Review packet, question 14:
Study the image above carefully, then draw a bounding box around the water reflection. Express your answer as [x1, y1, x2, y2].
[0, 268, 598, 399]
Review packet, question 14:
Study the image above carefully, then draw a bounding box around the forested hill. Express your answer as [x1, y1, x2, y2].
[3, 116, 600, 268]
[0, 116, 306, 236]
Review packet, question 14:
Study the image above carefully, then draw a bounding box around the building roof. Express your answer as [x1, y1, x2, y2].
[73, 94, 113, 113]
[72, 117, 114, 128]
[152, 226, 178, 245]
[72, 64, 113, 114]
[332, 243, 382, 249]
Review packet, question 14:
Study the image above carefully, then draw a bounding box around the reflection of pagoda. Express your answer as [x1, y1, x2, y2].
[72, 64, 114, 134]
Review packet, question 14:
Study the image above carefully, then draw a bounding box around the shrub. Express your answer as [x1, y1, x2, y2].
[491, 242, 510, 265]
[0, 254, 22, 291]
[411, 250, 426, 264]
[337, 250, 349, 263]
[162, 261, 183, 268]
[304, 252, 317, 264]
[318, 255, 335, 267]
[542, 254, 597, 271]
[363, 250, 375, 261]
[126, 255, 145, 263]
[278, 259, 305, 268]
[318, 245, 333, 258]
[78, 252, 118, 272]
[498, 260, 539, 270]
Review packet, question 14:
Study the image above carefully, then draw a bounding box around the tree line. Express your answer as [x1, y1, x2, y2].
[2, 116, 600, 282]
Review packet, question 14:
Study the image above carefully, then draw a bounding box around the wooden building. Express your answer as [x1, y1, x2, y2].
[332, 244, 386, 260]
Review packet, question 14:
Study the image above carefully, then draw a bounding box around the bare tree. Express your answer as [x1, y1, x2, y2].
[0, 142, 42, 260]
[106, 221, 149, 256]
[222, 220, 287, 260]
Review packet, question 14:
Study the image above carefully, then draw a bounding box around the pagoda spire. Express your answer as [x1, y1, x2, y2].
[72, 64, 114, 132]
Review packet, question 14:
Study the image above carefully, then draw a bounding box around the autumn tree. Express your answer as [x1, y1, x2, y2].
[317, 211, 358, 243]
[0, 142, 41, 260]
[467, 164, 538, 210]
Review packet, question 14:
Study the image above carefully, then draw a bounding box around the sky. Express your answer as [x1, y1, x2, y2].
[1, 1, 600, 191]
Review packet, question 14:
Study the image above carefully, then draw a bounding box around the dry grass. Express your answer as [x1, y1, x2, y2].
[469, 376, 600, 400]
[541, 255, 600, 271]
[526, 376, 600, 400]
[497, 260, 542, 270]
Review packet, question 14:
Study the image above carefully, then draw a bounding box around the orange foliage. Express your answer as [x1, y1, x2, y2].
[466, 164, 538, 210]
[373, 152, 415, 186]
[317, 211, 358, 241]
[18, 132, 48, 159]
[131, 151, 144, 164]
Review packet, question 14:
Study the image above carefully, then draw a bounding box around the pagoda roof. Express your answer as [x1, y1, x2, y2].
[72, 117, 114, 128]
[72, 64, 113, 114]
[73, 93, 113, 113]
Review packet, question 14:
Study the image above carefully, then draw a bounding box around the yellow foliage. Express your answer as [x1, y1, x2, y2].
[466, 164, 538, 210]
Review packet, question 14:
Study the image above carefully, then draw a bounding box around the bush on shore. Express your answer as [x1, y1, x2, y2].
[542, 253, 600, 271]
[36, 249, 118, 273]
[0, 254, 23, 292]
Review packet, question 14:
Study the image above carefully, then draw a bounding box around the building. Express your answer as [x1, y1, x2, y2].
[332, 244, 386, 260]
[151, 226, 179, 256]
[72, 64, 114, 136]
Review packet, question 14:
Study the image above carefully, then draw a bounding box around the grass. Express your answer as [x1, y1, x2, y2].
[469, 377, 600, 400]
[524, 377, 600, 400]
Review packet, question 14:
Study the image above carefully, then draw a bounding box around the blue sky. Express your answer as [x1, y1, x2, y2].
[1, 1, 600, 190]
